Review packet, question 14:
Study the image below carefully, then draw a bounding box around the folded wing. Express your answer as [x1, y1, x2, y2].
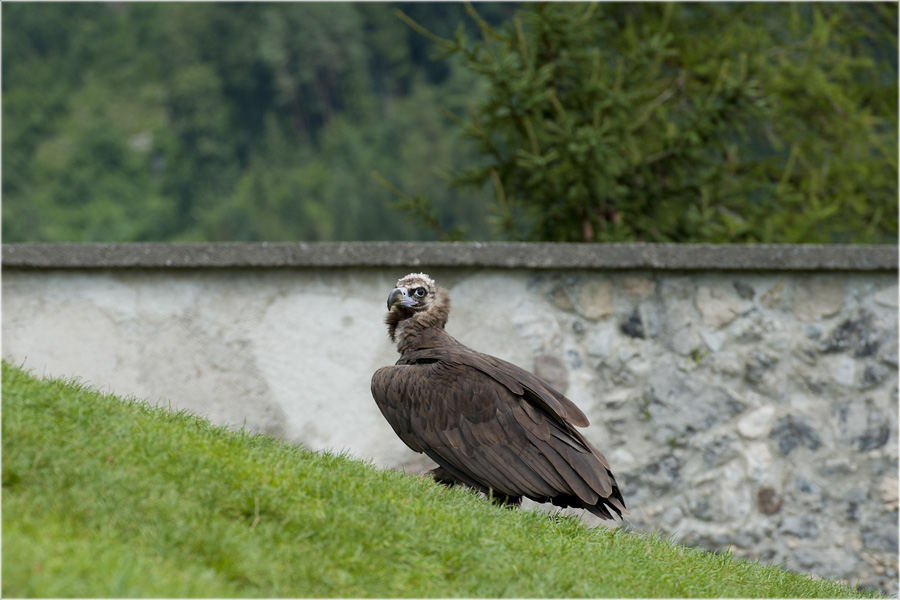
[371, 351, 625, 520]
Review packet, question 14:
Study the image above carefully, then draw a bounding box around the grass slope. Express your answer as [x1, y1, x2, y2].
[2, 362, 881, 598]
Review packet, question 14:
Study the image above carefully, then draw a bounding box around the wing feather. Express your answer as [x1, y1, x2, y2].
[491, 444, 558, 497]
[562, 444, 613, 497]
[475, 352, 590, 428]
[399, 348, 590, 428]
[477, 445, 544, 497]
[513, 400, 551, 441]
[371, 366, 425, 453]
[519, 445, 573, 493]
[524, 430, 600, 505]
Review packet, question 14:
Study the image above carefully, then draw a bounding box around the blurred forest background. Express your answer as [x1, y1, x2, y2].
[3, 2, 897, 244]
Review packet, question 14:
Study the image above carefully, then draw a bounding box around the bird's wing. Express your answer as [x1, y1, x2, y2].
[475, 351, 591, 428]
[371, 358, 618, 508]
[399, 347, 590, 428]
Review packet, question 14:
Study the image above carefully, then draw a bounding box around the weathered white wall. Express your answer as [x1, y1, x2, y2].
[3, 265, 897, 593]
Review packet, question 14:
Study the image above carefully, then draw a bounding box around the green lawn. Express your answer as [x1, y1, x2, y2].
[2, 361, 881, 598]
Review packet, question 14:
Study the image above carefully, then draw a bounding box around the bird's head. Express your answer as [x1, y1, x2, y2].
[385, 272, 450, 342]
[387, 272, 436, 313]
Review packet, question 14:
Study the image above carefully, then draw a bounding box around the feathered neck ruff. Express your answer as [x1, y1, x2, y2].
[387, 286, 452, 354]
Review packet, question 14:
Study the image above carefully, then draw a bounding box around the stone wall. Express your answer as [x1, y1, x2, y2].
[3, 242, 897, 593]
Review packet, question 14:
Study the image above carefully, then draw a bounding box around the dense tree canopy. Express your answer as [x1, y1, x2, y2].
[2, 2, 896, 243]
[2, 2, 514, 242]
[397, 2, 898, 243]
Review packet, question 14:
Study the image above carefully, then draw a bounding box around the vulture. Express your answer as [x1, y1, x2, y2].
[371, 273, 626, 520]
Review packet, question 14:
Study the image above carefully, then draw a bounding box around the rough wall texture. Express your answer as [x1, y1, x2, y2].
[3, 243, 897, 593]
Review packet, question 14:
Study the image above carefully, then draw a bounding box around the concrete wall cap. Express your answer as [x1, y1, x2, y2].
[2, 241, 897, 271]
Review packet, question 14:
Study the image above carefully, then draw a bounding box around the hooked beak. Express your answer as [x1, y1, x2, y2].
[387, 287, 418, 310]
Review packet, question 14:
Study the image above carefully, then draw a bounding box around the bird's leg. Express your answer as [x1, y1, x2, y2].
[428, 466, 461, 487]
[487, 490, 522, 509]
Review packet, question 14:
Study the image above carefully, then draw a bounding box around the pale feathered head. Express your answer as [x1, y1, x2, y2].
[384, 272, 450, 341]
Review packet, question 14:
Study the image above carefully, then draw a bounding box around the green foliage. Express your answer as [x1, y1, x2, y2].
[3, 3, 895, 244]
[401, 2, 898, 243]
[372, 171, 465, 241]
[2, 3, 509, 243]
[3, 361, 882, 598]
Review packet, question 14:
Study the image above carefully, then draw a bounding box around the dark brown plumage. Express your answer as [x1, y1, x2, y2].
[371, 273, 626, 520]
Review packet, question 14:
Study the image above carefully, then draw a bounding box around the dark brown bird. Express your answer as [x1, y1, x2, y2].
[371, 272, 626, 520]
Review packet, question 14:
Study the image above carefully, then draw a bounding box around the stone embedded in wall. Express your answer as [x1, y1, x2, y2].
[769, 415, 822, 456]
[819, 457, 855, 477]
[550, 286, 575, 312]
[510, 301, 563, 354]
[713, 465, 753, 521]
[758, 487, 784, 515]
[622, 276, 656, 299]
[564, 349, 582, 370]
[879, 477, 898, 512]
[793, 342, 818, 367]
[862, 516, 899, 552]
[792, 277, 844, 322]
[761, 280, 787, 309]
[608, 357, 639, 388]
[664, 308, 702, 356]
[879, 342, 898, 369]
[735, 312, 777, 344]
[689, 492, 717, 521]
[744, 440, 775, 485]
[862, 365, 890, 389]
[744, 350, 780, 387]
[619, 310, 645, 339]
[834, 398, 887, 450]
[608, 446, 636, 469]
[638, 303, 662, 339]
[695, 284, 743, 328]
[825, 354, 857, 387]
[708, 351, 744, 377]
[796, 477, 820, 495]
[623, 350, 652, 381]
[699, 434, 741, 469]
[780, 515, 820, 539]
[733, 281, 755, 300]
[873, 285, 898, 308]
[618, 453, 685, 506]
[820, 311, 881, 357]
[863, 425, 894, 456]
[700, 329, 726, 353]
[737, 404, 776, 439]
[571, 320, 586, 336]
[599, 388, 632, 410]
[574, 280, 613, 321]
[858, 426, 890, 451]
[586, 328, 612, 357]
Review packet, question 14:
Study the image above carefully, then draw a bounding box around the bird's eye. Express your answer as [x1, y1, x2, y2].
[413, 287, 427, 298]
